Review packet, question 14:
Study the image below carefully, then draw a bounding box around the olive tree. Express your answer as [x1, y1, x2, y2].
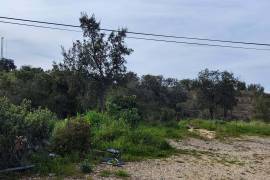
[59, 13, 133, 111]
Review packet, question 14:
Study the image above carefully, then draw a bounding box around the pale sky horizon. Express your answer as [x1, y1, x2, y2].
[0, 0, 269, 92]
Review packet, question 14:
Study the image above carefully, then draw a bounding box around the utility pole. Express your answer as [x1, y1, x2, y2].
[1, 37, 4, 59]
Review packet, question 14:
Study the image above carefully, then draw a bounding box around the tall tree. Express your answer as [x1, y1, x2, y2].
[248, 84, 264, 95]
[59, 13, 133, 111]
[0, 58, 16, 72]
[217, 71, 238, 119]
[196, 69, 220, 119]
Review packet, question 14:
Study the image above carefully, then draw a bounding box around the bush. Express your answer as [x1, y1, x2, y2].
[85, 111, 109, 127]
[30, 153, 78, 176]
[253, 95, 270, 121]
[107, 95, 141, 127]
[92, 119, 128, 143]
[52, 117, 91, 155]
[160, 108, 176, 121]
[25, 108, 56, 147]
[0, 97, 56, 169]
[80, 159, 93, 173]
[119, 108, 141, 127]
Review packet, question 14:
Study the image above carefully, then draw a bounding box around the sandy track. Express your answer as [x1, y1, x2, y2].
[93, 136, 270, 180]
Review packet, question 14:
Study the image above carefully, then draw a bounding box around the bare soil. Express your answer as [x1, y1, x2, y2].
[92, 136, 270, 180]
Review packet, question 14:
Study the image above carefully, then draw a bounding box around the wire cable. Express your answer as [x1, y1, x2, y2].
[0, 20, 81, 32]
[1, 20, 270, 51]
[127, 36, 270, 51]
[0, 16, 270, 47]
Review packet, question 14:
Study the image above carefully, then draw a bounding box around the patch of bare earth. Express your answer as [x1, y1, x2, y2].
[93, 136, 270, 180]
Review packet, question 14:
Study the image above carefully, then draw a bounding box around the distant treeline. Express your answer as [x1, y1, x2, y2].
[1, 58, 268, 121]
[0, 13, 269, 121]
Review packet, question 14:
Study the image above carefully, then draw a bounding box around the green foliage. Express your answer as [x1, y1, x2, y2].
[196, 69, 240, 119]
[25, 108, 56, 146]
[85, 111, 109, 127]
[100, 170, 113, 177]
[1, 61, 268, 122]
[119, 108, 141, 127]
[0, 97, 56, 169]
[60, 14, 133, 112]
[0, 97, 27, 168]
[52, 117, 91, 155]
[80, 159, 93, 173]
[135, 75, 187, 122]
[0, 58, 16, 72]
[0, 98, 55, 168]
[1, 12, 270, 179]
[30, 153, 80, 176]
[107, 95, 141, 127]
[160, 108, 176, 121]
[114, 170, 130, 178]
[253, 95, 270, 121]
[90, 112, 182, 161]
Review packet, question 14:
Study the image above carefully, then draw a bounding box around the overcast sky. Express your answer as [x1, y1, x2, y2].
[0, 0, 269, 91]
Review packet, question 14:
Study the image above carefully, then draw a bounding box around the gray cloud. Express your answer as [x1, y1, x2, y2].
[0, 0, 269, 91]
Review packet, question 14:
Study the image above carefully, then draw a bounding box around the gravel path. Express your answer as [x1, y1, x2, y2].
[93, 136, 270, 180]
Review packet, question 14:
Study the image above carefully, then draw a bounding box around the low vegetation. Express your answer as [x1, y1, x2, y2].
[1, 96, 270, 177]
[179, 119, 270, 138]
[100, 169, 130, 179]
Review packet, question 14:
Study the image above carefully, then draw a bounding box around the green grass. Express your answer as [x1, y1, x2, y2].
[100, 170, 113, 177]
[114, 170, 130, 178]
[30, 152, 82, 177]
[91, 115, 187, 161]
[179, 119, 270, 138]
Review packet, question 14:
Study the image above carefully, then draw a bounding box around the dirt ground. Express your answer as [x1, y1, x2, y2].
[92, 136, 270, 180]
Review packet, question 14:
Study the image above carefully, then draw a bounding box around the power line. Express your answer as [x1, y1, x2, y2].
[1, 19, 270, 51]
[127, 37, 270, 51]
[0, 16, 270, 47]
[0, 20, 81, 32]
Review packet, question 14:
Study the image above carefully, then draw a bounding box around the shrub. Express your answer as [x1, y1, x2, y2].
[52, 117, 91, 155]
[85, 111, 108, 127]
[92, 120, 173, 161]
[107, 95, 141, 127]
[92, 119, 128, 144]
[30, 153, 78, 176]
[80, 159, 93, 173]
[160, 108, 176, 121]
[0, 97, 56, 169]
[25, 108, 56, 148]
[119, 108, 141, 127]
[253, 95, 270, 121]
